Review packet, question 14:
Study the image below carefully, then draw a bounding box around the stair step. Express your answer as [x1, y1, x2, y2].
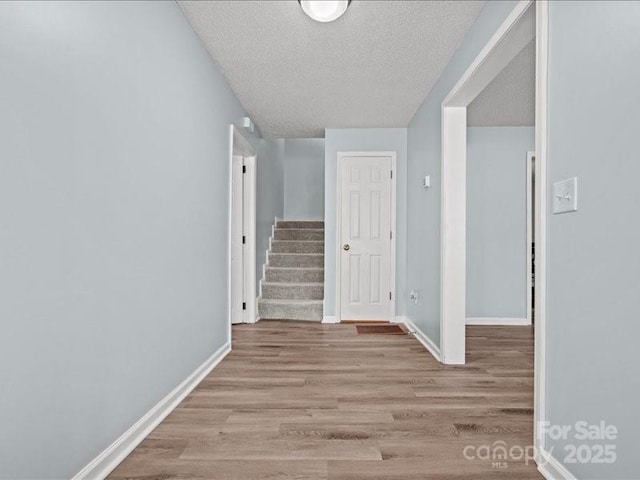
[269, 253, 324, 268]
[274, 228, 324, 241]
[258, 299, 323, 321]
[271, 240, 324, 254]
[265, 267, 324, 283]
[277, 221, 324, 230]
[262, 282, 324, 300]
[259, 220, 326, 317]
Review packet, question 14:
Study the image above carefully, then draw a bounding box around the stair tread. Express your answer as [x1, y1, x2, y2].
[276, 223, 324, 230]
[259, 298, 323, 305]
[262, 281, 323, 286]
[266, 266, 324, 270]
[270, 252, 323, 255]
[272, 240, 324, 243]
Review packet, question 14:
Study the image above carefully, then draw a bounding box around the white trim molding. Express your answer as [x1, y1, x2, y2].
[466, 317, 530, 326]
[322, 316, 338, 324]
[71, 342, 231, 480]
[538, 449, 578, 480]
[534, 0, 550, 464]
[526, 150, 535, 326]
[257, 216, 280, 320]
[228, 124, 258, 329]
[244, 154, 258, 325]
[395, 316, 441, 362]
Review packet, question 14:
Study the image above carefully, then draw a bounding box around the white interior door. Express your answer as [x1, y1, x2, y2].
[339, 154, 393, 321]
[230, 154, 244, 324]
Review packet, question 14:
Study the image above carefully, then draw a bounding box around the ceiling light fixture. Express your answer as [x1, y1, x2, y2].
[299, 0, 351, 23]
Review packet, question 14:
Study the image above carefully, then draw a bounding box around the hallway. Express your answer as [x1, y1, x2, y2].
[109, 321, 541, 479]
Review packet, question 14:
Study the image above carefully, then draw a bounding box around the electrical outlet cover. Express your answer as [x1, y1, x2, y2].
[552, 177, 578, 214]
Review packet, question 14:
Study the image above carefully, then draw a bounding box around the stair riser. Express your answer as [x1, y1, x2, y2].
[269, 254, 324, 268]
[271, 241, 324, 254]
[265, 268, 324, 283]
[277, 221, 324, 230]
[258, 302, 323, 321]
[274, 229, 324, 241]
[262, 284, 324, 300]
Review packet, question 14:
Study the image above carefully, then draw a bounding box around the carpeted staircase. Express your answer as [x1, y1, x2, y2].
[258, 221, 324, 321]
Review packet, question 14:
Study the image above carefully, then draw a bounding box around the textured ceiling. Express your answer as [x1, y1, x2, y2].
[179, 0, 485, 137]
[468, 39, 535, 127]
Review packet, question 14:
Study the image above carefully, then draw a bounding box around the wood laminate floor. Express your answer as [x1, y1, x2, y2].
[109, 321, 542, 479]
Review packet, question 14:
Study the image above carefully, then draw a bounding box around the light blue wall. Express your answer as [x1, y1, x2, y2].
[324, 128, 407, 318]
[545, 2, 640, 477]
[0, 2, 279, 478]
[257, 138, 285, 285]
[284, 138, 325, 221]
[406, 1, 520, 345]
[467, 127, 534, 318]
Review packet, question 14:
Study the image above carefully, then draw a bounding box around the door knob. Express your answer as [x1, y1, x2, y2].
[343, 244, 350, 251]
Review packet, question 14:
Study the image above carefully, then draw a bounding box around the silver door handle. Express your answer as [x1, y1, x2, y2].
[343, 244, 350, 251]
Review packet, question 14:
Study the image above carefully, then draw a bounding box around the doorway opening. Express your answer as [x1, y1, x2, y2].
[228, 125, 257, 331]
[439, 0, 549, 469]
[440, 0, 540, 361]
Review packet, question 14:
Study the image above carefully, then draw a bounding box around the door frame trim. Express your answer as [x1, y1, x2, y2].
[335, 151, 397, 324]
[533, 0, 549, 463]
[228, 125, 257, 335]
[526, 150, 535, 326]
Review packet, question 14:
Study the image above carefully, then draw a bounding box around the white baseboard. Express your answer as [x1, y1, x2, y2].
[322, 316, 338, 324]
[258, 216, 279, 301]
[71, 341, 231, 480]
[466, 317, 530, 326]
[538, 448, 578, 480]
[395, 316, 442, 362]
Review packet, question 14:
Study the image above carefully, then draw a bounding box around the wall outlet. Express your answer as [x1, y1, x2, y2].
[553, 177, 578, 214]
[409, 289, 420, 304]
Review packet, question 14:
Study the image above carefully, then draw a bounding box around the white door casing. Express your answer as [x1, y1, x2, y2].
[337, 152, 396, 321]
[526, 151, 535, 326]
[228, 125, 257, 329]
[230, 154, 245, 325]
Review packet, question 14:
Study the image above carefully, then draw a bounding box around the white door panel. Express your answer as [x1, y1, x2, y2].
[340, 155, 393, 321]
[231, 154, 244, 324]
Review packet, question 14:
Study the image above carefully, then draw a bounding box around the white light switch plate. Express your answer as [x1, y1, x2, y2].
[552, 177, 578, 214]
